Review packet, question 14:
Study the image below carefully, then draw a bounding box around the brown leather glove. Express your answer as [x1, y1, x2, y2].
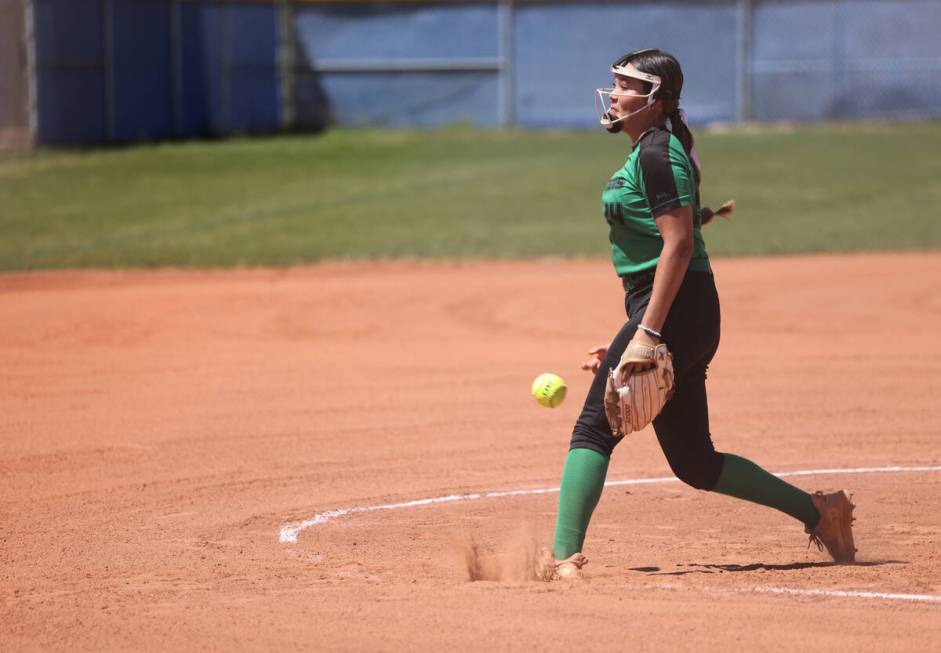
[604, 341, 675, 437]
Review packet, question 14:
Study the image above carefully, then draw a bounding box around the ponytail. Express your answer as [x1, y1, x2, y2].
[668, 108, 735, 226]
[700, 200, 736, 226]
[621, 49, 736, 226]
[668, 108, 698, 182]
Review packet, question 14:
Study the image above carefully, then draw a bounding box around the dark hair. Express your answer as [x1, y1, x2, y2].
[613, 48, 734, 225]
[615, 50, 693, 173]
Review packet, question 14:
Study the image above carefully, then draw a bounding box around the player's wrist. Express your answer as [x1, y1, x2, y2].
[637, 324, 662, 340]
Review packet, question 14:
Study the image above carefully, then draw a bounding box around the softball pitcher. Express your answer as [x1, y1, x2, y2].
[542, 49, 856, 580]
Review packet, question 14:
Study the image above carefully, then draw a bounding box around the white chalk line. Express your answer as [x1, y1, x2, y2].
[278, 464, 941, 544]
[755, 587, 941, 604]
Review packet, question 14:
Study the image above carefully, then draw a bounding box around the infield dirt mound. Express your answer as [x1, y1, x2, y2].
[2, 254, 940, 651]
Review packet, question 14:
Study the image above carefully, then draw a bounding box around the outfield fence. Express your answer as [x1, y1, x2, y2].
[3, 0, 941, 146]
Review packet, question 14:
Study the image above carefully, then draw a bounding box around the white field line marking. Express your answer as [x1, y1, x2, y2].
[756, 586, 941, 604]
[278, 464, 941, 543]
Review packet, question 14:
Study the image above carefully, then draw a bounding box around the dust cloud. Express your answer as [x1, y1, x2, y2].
[454, 523, 547, 582]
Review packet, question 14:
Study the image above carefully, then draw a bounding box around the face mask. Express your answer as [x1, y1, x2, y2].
[594, 62, 661, 133]
[595, 88, 658, 133]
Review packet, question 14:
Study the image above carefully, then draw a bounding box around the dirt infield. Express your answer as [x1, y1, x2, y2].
[2, 254, 940, 651]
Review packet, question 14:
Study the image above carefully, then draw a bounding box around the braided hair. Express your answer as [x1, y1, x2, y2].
[614, 49, 734, 224]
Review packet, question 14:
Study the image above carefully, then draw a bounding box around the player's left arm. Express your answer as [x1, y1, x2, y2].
[639, 207, 693, 337]
[631, 140, 696, 347]
[616, 208, 691, 377]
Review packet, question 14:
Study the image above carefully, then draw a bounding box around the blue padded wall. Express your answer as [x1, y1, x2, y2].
[112, 0, 174, 141]
[181, 2, 279, 136]
[181, 2, 228, 135]
[228, 4, 280, 132]
[34, 0, 279, 144]
[180, 2, 279, 136]
[34, 0, 107, 145]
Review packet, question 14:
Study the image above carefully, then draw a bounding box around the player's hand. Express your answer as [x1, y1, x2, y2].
[632, 329, 660, 348]
[581, 344, 609, 373]
[618, 330, 660, 380]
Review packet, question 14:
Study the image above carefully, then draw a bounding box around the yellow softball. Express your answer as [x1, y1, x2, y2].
[531, 373, 567, 408]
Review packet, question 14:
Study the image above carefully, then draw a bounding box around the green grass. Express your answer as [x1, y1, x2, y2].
[2, 122, 940, 270]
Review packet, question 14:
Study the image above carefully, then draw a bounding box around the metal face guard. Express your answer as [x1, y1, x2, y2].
[594, 86, 657, 131]
[594, 63, 661, 131]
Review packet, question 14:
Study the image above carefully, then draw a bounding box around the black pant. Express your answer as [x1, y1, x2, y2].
[570, 271, 725, 490]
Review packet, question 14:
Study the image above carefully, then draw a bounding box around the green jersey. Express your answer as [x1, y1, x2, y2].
[601, 126, 711, 278]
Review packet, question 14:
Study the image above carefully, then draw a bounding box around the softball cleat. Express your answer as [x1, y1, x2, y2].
[536, 550, 588, 581]
[807, 490, 857, 563]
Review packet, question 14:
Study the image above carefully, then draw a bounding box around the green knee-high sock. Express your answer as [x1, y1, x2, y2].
[552, 448, 610, 560]
[712, 453, 820, 530]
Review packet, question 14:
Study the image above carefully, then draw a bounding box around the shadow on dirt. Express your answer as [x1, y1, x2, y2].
[629, 560, 905, 575]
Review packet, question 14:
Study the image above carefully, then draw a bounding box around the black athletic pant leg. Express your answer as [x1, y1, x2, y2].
[652, 359, 723, 490]
[569, 306, 644, 456]
[569, 271, 724, 490]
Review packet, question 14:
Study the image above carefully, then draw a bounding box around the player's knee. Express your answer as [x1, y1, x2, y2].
[667, 453, 723, 491]
[570, 422, 618, 457]
[673, 467, 713, 490]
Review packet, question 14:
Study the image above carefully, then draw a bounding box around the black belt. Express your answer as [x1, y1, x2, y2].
[621, 269, 656, 292]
